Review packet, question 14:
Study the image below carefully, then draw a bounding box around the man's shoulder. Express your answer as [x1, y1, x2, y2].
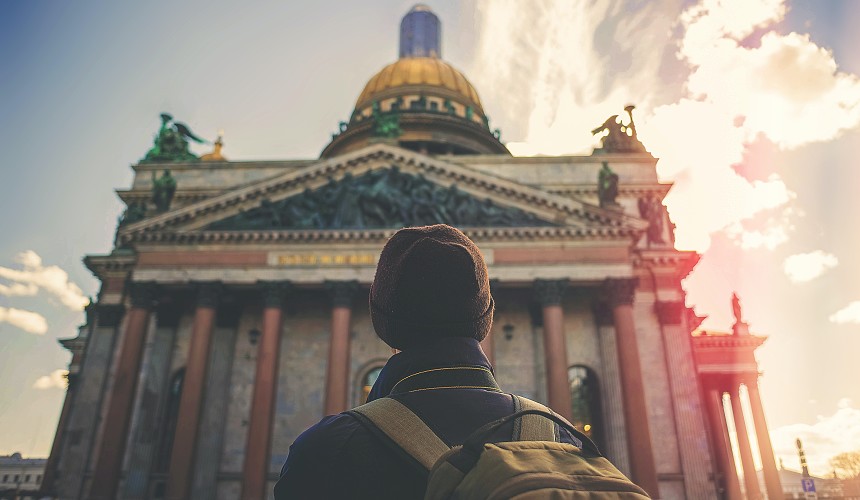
[274, 412, 366, 499]
[289, 412, 363, 457]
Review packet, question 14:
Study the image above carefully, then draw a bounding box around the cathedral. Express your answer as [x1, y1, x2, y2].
[41, 6, 782, 500]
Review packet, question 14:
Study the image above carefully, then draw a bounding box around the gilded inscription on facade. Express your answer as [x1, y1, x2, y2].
[272, 253, 376, 266]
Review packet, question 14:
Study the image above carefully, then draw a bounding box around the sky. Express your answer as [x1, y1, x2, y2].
[1, 0, 858, 478]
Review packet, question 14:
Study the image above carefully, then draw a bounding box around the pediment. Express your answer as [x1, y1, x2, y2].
[205, 167, 554, 231]
[117, 144, 646, 244]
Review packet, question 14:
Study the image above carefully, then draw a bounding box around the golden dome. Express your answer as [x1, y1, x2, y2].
[355, 57, 483, 113]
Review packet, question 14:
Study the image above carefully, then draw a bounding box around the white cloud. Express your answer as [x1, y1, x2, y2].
[472, 0, 860, 252]
[0, 251, 88, 310]
[771, 400, 860, 476]
[0, 281, 38, 297]
[734, 226, 789, 250]
[0, 307, 48, 335]
[33, 369, 68, 390]
[829, 301, 860, 325]
[783, 251, 838, 283]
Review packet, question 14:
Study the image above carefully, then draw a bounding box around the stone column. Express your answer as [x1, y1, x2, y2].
[241, 282, 290, 500]
[89, 283, 157, 500]
[593, 301, 631, 475]
[655, 300, 715, 499]
[746, 380, 782, 500]
[323, 281, 359, 415]
[703, 383, 743, 500]
[534, 279, 573, 421]
[122, 304, 182, 499]
[729, 389, 761, 500]
[602, 278, 659, 498]
[165, 283, 220, 500]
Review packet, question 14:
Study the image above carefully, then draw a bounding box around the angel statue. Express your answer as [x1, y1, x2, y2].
[591, 105, 647, 153]
[152, 169, 177, 212]
[142, 113, 207, 162]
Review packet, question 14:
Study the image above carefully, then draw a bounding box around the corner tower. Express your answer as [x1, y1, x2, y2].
[321, 5, 509, 158]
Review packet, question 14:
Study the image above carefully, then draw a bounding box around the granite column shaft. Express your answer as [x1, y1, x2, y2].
[88, 284, 155, 500]
[534, 279, 573, 421]
[603, 278, 660, 498]
[165, 283, 220, 500]
[241, 283, 290, 500]
[323, 281, 358, 415]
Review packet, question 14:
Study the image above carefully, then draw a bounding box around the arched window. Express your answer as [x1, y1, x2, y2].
[360, 366, 383, 404]
[568, 365, 604, 450]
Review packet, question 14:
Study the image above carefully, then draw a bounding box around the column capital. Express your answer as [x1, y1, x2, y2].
[128, 282, 158, 309]
[601, 278, 638, 307]
[326, 280, 360, 308]
[655, 300, 685, 325]
[195, 281, 222, 308]
[533, 279, 568, 306]
[259, 281, 293, 309]
[592, 301, 614, 327]
[96, 303, 126, 327]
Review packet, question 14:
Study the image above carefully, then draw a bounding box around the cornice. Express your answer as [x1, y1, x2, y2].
[83, 253, 137, 279]
[545, 183, 673, 198]
[117, 189, 223, 205]
[453, 153, 658, 165]
[633, 249, 700, 278]
[58, 336, 87, 353]
[692, 333, 768, 350]
[131, 159, 315, 172]
[123, 225, 641, 246]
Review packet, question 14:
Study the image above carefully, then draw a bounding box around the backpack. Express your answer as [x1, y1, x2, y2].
[348, 394, 650, 499]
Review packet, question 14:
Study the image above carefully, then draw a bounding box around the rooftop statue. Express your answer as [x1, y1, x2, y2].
[371, 102, 402, 139]
[200, 132, 227, 162]
[142, 113, 206, 162]
[592, 105, 647, 153]
[151, 169, 177, 212]
[637, 195, 665, 245]
[597, 162, 620, 209]
[731, 292, 744, 325]
[118, 202, 147, 226]
[731, 292, 751, 335]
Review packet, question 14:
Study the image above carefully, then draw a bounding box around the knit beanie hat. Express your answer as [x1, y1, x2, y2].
[369, 224, 494, 350]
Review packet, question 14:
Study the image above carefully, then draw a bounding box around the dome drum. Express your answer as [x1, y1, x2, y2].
[351, 92, 487, 128]
[321, 110, 507, 157]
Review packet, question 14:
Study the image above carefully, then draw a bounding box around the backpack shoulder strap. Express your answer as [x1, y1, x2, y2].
[512, 395, 561, 442]
[349, 397, 450, 471]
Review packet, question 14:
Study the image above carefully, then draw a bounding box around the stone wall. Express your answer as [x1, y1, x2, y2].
[217, 305, 262, 498]
[492, 288, 541, 401]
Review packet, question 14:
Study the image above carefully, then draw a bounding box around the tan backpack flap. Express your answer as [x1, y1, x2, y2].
[350, 397, 450, 470]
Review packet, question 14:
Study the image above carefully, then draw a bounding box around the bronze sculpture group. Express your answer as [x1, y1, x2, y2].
[210, 167, 551, 230]
[592, 105, 647, 154]
[143, 113, 207, 163]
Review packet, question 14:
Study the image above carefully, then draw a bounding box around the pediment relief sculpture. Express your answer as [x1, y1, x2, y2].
[207, 166, 555, 231]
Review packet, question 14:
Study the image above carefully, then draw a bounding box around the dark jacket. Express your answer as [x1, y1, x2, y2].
[274, 337, 582, 499]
